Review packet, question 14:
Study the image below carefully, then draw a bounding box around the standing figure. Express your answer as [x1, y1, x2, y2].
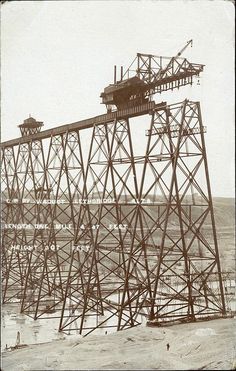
[16, 331, 21, 346]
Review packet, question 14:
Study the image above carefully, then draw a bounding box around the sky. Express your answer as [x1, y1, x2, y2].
[1, 0, 235, 197]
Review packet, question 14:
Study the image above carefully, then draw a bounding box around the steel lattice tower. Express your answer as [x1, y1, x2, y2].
[1, 42, 226, 336]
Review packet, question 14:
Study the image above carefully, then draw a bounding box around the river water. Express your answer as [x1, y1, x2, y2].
[1, 301, 144, 351]
[1, 303, 66, 351]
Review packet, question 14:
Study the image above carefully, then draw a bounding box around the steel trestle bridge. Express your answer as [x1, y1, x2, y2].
[1, 41, 226, 336]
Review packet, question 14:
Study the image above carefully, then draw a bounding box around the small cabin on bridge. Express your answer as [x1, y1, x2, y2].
[18, 116, 43, 136]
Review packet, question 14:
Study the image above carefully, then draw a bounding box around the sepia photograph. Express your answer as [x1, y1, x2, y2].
[0, 1, 235, 370]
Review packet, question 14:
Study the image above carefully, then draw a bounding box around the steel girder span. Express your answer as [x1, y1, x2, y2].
[1, 100, 226, 336]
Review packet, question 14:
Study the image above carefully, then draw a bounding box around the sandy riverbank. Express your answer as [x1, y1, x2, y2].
[2, 318, 235, 370]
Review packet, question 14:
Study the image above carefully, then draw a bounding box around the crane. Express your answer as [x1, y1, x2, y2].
[100, 40, 204, 111]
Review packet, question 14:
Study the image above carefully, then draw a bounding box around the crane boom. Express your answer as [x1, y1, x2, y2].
[175, 39, 193, 59]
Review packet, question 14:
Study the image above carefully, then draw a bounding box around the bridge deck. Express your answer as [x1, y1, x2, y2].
[0, 101, 163, 148]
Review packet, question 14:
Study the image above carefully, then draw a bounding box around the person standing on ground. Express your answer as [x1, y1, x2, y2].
[16, 331, 20, 346]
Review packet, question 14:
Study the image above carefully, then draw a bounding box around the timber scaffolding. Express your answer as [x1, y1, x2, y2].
[1, 42, 230, 337]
